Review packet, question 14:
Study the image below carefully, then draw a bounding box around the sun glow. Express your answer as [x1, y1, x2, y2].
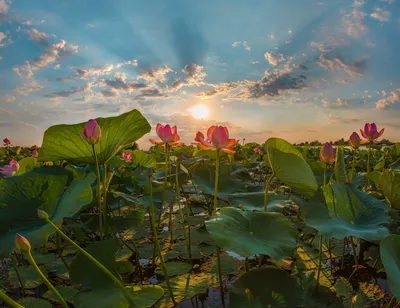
[190, 104, 209, 119]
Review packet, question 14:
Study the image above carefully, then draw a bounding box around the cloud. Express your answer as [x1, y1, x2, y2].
[232, 41, 251, 51]
[370, 8, 391, 22]
[14, 81, 43, 95]
[317, 51, 367, 77]
[0, 31, 12, 47]
[101, 88, 120, 98]
[0, 0, 9, 22]
[375, 88, 400, 110]
[341, 0, 367, 38]
[45, 83, 92, 100]
[168, 63, 206, 91]
[137, 66, 172, 84]
[24, 28, 49, 47]
[0, 95, 16, 103]
[321, 98, 351, 108]
[264, 52, 284, 66]
[103, 72, 147, 93]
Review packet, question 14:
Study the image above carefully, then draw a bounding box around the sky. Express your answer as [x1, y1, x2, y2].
[0, 0, 399, 148]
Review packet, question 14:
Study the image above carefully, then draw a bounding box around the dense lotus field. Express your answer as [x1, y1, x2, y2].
[1, 109, 400, 308]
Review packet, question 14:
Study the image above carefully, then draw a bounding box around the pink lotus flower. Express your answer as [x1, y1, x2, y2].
[15, 234, 31, 254]
[31, 150, 38, 157]
[0, 159, 20, 176]
[83, 119, 102, 145]
[253, 146, 263, 155]
[360, 123, 384, 143]
[194, 126, 239, 154]
[349, 132, 361, 149]
[320, 143, 335, 164]
[3, 138, 11, 146]
[121, 151, 132, 163]
[150, 124, 183, 146]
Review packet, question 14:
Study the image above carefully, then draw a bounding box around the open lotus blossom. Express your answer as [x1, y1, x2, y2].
[0, 159, 20, 176]
[194, 126, 239, 154]
[349, 132, 361, 149]
[121, 151, 132, 162]
[150, 124, 183, 146]
[83, 119, 102, 145]
[360, 123, 384, 143]
[320, 143, 335, 164]
[32, 150, 39, 157]
[3, 138, 11, 146]
[253, 146, 263, 155]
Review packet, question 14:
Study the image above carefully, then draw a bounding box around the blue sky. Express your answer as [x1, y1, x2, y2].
[0, 0, 399, 148]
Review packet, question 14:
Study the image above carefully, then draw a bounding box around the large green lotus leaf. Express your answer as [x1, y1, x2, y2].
[302, 183, 391, 240]
[43, 285, 80, 304]
[74, 285, 164, 308]
[205, 207, 298, 259]
[380, 234, 400, 300]
[38, 109, 151, 164]
[228, 266, 304, 308]
[334, 147, 348, 183]
[0, 167, 94, 257]
[18, 297, 52, 308]
[228, 191, 290, 212]
[265, 138, 318, 198]
[191, 167, 246, 200]
[376, 170, 400, 210]
[9, 265, 45, 289]
[155, 261, 192, 277]
[15, 157, 38, 175]
[70, 239, 121, 289]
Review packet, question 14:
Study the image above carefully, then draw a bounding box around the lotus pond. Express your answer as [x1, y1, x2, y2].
[1, 109, 400, 308]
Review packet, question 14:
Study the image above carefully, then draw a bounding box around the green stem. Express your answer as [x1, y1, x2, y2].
[56, 232, 69, 271]
[246, 290, 253, 308]
[348, 237, 359, 280]
[351, 149, 356, 181]
[365, 145, 371, 190]
[323, 163, 327, 186]
[316, 233, 324, 291]
[341, 237, 346, 269]
[215, 245, 225, 304]
[386, 296, 396, 308]
[26, 251, 68, 308]
[245, 257, 249, 272]
[213, 149, 220, 216]
[103, 163, 109, 237]
[44, 218, 124, 290]
[92, 144, 103, 240]
[184, 191, 192, 264]
[176, 162, 190, 263]
[0, 289, 23, 308]
[263, 173, 275, 212]
[148, 175, 177, 306]
[327, 238, 333, 274]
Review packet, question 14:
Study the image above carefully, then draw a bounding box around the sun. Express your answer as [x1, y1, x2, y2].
[190, 104, 209, 119]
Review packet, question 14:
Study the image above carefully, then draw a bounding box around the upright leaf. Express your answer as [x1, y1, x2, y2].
[334, 147, 348, 183]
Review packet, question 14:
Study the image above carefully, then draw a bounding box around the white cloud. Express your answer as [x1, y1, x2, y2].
[370, 8, 391, 22]
[232, 41, 251, 51]
[342, 0, 367, 38]
[321, 98, 351, 108]
[264, 52, 284, 66]
[375, 88, 400, 109]
[0, 0, 9, 22]
[137, 66, 172, 84]
[14, 81, 43, 95]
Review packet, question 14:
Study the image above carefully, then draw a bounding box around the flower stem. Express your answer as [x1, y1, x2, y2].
[215, 245, 225, 305]
[0, 289, 23, 308]
[348, 237, 359, 280]
[176, 162, 191, 263]
[148, 174, 177, 306]
[316, 233, 324, 291]
[213, 149, 220, 216]
[26, 251, 68, 308]
[323, 163, 327, 186]
[56, 232, 69, 271]
[351, 149, 356, 181]
[103, 163, 109, 237]
[44, 218, 125, 290]
[365, 145, 371, 190]
[10, 253, 24, 297]
[386, 296, 396, 308]
[92, 144, 103, 240]
[263, 173, 275, 212]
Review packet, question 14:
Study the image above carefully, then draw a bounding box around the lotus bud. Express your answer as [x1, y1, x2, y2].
[37, 209, 49, 220]
[3, 138, 11, 146]
[15, 234, 31, 254]
[320, 143, 335, 164]
[32, 150, 39, 157]
[349, 132, 361, 149]
[83, 119, 102, 145]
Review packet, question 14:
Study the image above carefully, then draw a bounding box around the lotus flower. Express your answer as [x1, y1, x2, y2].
[121, 151, 132, 163]
[253, 146, 263, 155]
[15, 234, 31, 254]
[360, 123, 384, 143]
[0, 159, 20, 176]
[150, 124, 183, 146]
[194, 126, 239, 154]
[349, 132, 361, 149]
[3, 138, 11, 146]
[32, 150, 38, 157]
[83, 119, 102, 145]
[320, 143, 335, 164]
